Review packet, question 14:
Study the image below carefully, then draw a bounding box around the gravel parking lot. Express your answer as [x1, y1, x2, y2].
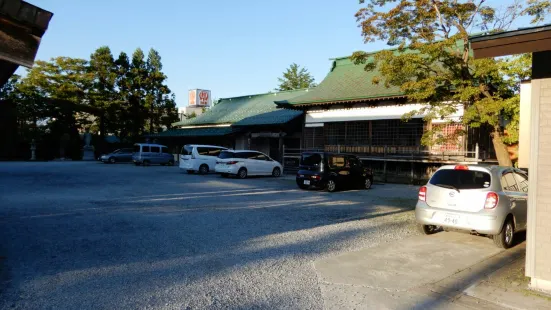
[0, 162, 420, 310]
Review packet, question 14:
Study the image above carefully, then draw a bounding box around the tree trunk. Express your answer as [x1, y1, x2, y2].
[492, 130, 512, 167]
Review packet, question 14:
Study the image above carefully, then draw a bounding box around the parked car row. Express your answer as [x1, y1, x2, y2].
[99, 143, 527, 249]
[178, 144, 283, 178]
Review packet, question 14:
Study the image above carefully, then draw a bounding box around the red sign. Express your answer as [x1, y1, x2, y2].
[199, 90, 209, 105]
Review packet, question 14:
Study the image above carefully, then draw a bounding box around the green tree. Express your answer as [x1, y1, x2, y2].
[145, 48, 177, 133]
[352, 0, 550, 166]
[276, 63, 316, 91]
[129, 48, 148, 138]
[89, 46, 117, 134]
[186, 111, 197, 119]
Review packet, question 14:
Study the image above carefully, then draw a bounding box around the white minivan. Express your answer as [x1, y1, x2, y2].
[179, 144, 228, 174]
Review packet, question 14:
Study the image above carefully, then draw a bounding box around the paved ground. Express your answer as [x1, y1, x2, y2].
[0, 162, 420, 310]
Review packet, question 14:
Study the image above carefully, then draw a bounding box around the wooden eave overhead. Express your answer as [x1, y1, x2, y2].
[470, 25, 551, 59]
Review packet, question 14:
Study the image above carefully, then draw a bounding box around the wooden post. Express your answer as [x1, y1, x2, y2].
[383, 145, 387, 183]
[383, 160, 387, 183]
[282, 144, 286, 171]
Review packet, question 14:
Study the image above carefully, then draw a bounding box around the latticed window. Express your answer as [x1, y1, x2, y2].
[323, 119, 424, 147]
[303, 127, 324, 149]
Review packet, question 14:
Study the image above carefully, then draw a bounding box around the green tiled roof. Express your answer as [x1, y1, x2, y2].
[147, 127, 238, 137]
[233, 109, 302, 127]
[173, 89, 309, 127]
[275, 56, 405, 107]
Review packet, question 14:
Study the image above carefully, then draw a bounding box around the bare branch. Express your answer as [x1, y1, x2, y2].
[466, 0, 486, 30]
[432, 0, 450, 38]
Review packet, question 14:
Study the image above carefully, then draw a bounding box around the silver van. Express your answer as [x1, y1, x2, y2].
[132, 143, 174, 166]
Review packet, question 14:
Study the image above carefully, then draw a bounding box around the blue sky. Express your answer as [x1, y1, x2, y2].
[26, 0, 534, 107]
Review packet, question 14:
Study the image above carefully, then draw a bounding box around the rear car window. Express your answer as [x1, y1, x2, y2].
[181, 145, 193, 155]
[218, 151, 235, 159]
[151, 146, 160, 153]
[429, 169, 491, 190]
[162, 147, 170, 154]
[301, 153, 322, 166]
[142, 145, 150, 152]
[133, 145, 140, 153]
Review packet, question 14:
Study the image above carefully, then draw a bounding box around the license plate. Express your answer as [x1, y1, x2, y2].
[443, 213, 460, 225]
[304, 180, 311, 185]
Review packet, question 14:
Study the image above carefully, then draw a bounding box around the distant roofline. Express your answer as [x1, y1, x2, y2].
[218, 88, 310, 101]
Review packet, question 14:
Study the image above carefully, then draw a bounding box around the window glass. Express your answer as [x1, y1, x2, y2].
[513, 172, 528, 193]
[209, 148, 223, 157]
[133, 145, 141, 153]
[329, 155, 346, 168]
[236, 152, 251, 159]
[429, 169, 491, 190]
[181, 145, 193, 155]
[197, 147, 210, 155]
[348, 156, 359, 167]
[501, 172, 519, 192]
[162, 147, 170, 154]
[246, 152, 260, 159]
[150, 146, 160, 153]
[301, 153, 322, 167]
[142, 145, 150, 152]
[252, 153, 268, 161]
[219, 151, 236, 159]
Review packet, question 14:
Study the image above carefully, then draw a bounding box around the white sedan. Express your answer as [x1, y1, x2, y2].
[215, 150, 283, 179]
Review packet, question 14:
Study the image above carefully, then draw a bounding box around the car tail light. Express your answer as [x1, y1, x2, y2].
[454, 165, 469, 170]
[227, 161, 238, 165]
[311, 175, 321, 180]
[418, 186, 427, 202]
[484, 192, 499, 209]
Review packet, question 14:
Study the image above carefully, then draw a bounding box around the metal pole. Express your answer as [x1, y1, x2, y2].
[475, 143, 479, 161]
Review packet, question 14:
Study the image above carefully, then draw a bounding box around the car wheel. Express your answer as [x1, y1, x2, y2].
[109, 157, 116, 164]
[199, 164, 209, 175]
[364, 178, 372, 190]
[272, 167, 281, 177]
[493, 217, 514, 249]
[326, 179, 337, 192]
[167, 160, 174, 166]
[418, 224, 440, 235]
[237, 168, 247, 179]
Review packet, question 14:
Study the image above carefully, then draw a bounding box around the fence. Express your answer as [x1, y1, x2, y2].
[282, 144, 496, 184]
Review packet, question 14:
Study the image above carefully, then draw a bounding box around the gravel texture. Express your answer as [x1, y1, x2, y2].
[0, 162, 420, 310]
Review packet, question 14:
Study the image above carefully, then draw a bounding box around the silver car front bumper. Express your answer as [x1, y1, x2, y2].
[415, 201, 505, 235]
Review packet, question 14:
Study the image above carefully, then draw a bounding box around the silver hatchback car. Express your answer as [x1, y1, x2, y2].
[415, 165, 528, 249]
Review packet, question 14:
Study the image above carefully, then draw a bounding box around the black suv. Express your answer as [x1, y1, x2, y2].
[296, 152, 373, 192]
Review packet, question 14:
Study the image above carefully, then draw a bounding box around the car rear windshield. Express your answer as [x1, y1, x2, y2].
[429, 169, 491, 190]
[218, 151, 235, 159]
[301, 153, 322, 167]
[133, 145, 140, 153]
[181, 145, 193, 155]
